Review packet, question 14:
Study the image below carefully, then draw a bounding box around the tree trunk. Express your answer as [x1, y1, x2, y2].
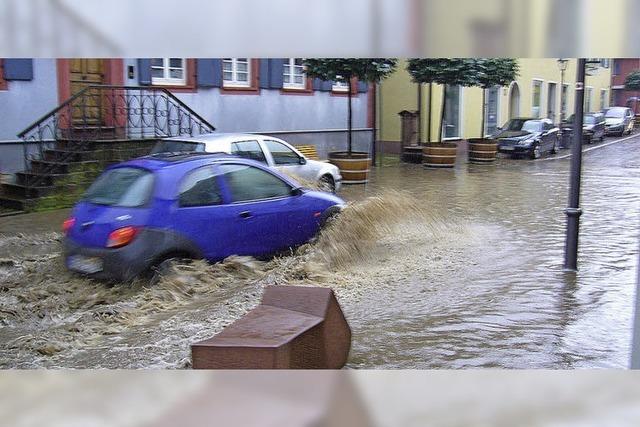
[371, 82, 377, 165]
[438, 85, 446, 143]
[427, 83, 432, 143]
[481, 88, 486, 138]
[348, 78, 353, 156]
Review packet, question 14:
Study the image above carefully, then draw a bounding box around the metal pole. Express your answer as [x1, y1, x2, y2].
[632, 247, 640, 369]
[563, 59, 586, 271]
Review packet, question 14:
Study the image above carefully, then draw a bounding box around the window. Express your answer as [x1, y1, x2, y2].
[443, 85, 461, 139]
[178, 167, 223, 207]
[223, 58, 251, 87]
[220, 164, 292, 202]
[585, 87, 593, 112]
[231, 140, 267, 164]
[264, 140, 301, 165]
[151, 58, 186, 86]
[84, 167, 154, 207]
[283, 58, 306, 90]
[332, 77, 349, 92]
[613, 60, 621, 76]
[532, 80, 543, 118]
[600, 89, 608, 111]
[484, 86, 500, 136]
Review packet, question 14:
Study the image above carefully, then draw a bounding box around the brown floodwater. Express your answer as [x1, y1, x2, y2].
[1, 137, 639, 369]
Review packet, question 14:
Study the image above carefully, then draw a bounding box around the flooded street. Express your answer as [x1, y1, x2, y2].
[1, 136, 639, 369]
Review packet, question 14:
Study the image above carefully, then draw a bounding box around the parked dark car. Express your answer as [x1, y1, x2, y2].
[63, 153, 345, 282]
[604, 107, 635, 137]
[493, 118, 559, 159]
[562, 112, 606, 144]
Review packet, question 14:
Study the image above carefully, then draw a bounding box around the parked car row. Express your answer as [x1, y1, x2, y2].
[494, 107, 636, 159]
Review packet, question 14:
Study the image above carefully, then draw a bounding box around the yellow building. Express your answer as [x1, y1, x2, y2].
[378, 59, 612, 151]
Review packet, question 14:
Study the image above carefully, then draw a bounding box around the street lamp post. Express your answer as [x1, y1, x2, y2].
[557, 58, 568, 125]
[563, 58, 586, 271]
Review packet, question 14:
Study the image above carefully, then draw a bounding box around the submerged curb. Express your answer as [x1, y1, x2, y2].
[535, 133, 640, 162]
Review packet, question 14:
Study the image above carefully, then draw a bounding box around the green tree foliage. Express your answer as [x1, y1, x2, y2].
[304, 59, 398, 156]
[625, 70, 640, 91]
[303, 58, 398, 83]
[475, 58, 519, 89]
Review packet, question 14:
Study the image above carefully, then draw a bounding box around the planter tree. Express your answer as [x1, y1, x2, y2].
[303, 59, 397, 157]
[625, 70, 640, 91]
[475, 58, 519, 138]
[407, 59, 479, 143]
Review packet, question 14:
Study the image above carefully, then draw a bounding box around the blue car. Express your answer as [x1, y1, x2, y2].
[63, 153, 345, 282]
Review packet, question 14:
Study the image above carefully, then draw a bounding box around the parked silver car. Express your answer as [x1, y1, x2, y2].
[151, 133, 342, 192]
[604, 107, 635, 137]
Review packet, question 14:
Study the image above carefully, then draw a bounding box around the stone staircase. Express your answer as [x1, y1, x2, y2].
[0, 85, 215, 213]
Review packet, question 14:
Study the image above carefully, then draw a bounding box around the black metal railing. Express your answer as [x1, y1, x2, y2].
[18, 85, 216, 187]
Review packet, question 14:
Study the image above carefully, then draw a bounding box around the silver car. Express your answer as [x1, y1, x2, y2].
[151, 133, 342, 192]
[604, 107, 635, 137]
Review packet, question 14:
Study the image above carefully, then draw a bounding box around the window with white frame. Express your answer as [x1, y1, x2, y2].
[151, 58, 186, 86]
[443, 85, 462, 139]
[283, 58, 306, 89]
[600, 89, 608, 111]
[223, 58, 251, 87]
[332, 76, 349, 92]
[585, 87, 593, 112]
[532, 80, 543, 118]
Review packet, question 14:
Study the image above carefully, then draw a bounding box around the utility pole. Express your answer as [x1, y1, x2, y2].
[563, 58, 586, 271]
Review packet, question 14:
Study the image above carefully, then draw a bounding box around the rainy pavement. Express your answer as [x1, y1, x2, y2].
[1, 135, 639, 369]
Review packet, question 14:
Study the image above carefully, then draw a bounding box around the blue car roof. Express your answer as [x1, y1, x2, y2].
[109, 152, 240, 171]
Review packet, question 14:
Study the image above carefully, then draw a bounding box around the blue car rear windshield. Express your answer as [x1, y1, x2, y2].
[84, 167, 154, 207]
[151, 140, 205, 154]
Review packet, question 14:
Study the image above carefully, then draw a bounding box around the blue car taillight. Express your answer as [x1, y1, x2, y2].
[106, 226, 139, 248]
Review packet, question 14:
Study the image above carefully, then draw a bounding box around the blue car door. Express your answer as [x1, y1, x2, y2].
[170, 165, 236, 261]
[216, 163, 316, 257]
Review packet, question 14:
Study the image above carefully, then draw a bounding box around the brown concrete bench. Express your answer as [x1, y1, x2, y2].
[191, 286, 351, 369]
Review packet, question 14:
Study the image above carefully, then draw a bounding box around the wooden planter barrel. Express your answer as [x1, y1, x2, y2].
[467, 138, 498, 164]
[422, 143, 457, 168]
[401, 145, 423, 163]
[328, 151, 371, 184]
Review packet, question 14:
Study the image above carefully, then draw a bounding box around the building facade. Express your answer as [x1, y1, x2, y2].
[611, 58, 640, 107]
[0, 58, 373, 174]
[378, 58, 612, 152]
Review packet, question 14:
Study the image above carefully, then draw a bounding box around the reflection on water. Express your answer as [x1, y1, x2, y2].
[0, 138, 639, 368]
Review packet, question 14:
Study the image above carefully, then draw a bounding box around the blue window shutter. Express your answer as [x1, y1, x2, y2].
[357, 80, 368, 93]
[313, 78, 323, 91]
[268, 58, 285, 89]
[259, 59, 270, 89]
[320, 80, 333, 91]
[197, 59, 222, 87]
[4, 59, 33, 81]
[138, 59, 152, 85]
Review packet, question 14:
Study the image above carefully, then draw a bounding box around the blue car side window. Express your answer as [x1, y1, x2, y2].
[219, 164, 292, 203]
[178, 166, 223, 207]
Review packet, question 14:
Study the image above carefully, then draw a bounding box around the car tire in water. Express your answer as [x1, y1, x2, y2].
[530, 144, 541, 160]
[148, 255, 191, 286]
[318, 175, 336, 193]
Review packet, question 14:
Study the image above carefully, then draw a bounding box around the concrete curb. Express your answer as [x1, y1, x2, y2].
[536, 133, 640, 162]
